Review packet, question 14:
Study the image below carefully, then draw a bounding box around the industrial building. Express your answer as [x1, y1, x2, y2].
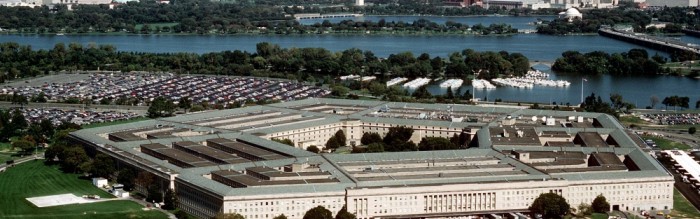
[70, 98, 674, 219]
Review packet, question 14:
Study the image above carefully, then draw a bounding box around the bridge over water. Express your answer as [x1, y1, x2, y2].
[598, 28, 700, 55]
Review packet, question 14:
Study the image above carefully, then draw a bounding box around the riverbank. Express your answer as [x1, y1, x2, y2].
[0, 30, 522, 37]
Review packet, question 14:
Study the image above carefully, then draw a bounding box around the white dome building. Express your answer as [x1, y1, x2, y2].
[559, 8, 583, 22]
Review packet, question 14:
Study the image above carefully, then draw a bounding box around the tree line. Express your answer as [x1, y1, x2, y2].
[537, 7, 651, 35]
[552, 49, 667, 75]
[353, 126, 471, 153]
[0, 0, 559, 35]
[0, 42, 529, 85]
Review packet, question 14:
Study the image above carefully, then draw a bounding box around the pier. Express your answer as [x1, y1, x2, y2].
[682, 29, 700, 38]
[293, 13, 363, 20]
[598, 28, 700, 55]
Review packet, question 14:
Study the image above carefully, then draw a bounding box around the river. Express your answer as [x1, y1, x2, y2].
[0, 15, 698, 106]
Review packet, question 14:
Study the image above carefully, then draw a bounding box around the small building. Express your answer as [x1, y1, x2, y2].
[92, 177, 108, 188]
[559, 8, 583, 22]
[113, 189, 130, 198]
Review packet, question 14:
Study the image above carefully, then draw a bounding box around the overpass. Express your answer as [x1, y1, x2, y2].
[598, 28, 700, 55]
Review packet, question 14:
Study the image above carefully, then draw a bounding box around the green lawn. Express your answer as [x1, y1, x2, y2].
[0, 161, 168, 219]
[0, 141, 20, 164]
[672, 188, 700, 218]
[643, 136, 692, 150]
[81, 117, 149, 129]
[590, 213, 608, 219]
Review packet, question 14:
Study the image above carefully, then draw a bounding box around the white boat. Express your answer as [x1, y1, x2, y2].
[472, 79, 495, 89]
[439, 79, 464, 88]
[386, 77, 408, 87]
[403, 78, 431, 88]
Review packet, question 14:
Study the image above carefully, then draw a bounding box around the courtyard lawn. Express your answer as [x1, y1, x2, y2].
[672, 188, 700, 218]
[0, 161, 167, 219]
[643, 136, 691, 150]
[590, 213, 608, 219]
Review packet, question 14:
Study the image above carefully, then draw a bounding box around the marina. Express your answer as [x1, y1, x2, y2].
[471, 79, 496, 90]
[491, 70, 570, 88]
[403, 77, 431, 88]
[439, 79, 464, 89]
[386, 77, 408, 87]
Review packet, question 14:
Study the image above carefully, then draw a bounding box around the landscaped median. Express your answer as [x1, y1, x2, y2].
[0, 161, 167, 219]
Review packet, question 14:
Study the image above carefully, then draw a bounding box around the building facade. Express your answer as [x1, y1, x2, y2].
[70, 98, 674, 219]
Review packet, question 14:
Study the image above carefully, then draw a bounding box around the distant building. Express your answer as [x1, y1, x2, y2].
[559, 7, 583, 22]
[444, 0, 483, 7]
[0, 0, 40, 7]
[356, 0, 363, 6]
[484, 0, 524, 9]
[646, 0, 697, 7]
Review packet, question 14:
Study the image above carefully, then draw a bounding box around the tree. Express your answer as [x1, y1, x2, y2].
[689, 127, 696, 135]
[576, 203, 592, 217]
[383, 126, 416, 151]
[273, 215, 288, 219]
[650, 95, 659, 108]
[214, 213, 245, 219]
[331, 85, 349, 97]
[117, 168, 137, 191]
[31, 92, 47, 103]
[91, 153, 116, 179]
[12, 139, 34, 155]
[304, 206, 333, 219]
[334, 130, 346, 147]
[147, 184, 163, 203]
[418, 137, 458, 151]
[10, 109, 28, 136]
[61, 146, 90, 173]
[412, 85, 432, 99]
[162, 189, 177, 210]
[272, 138, 294, 146]
[307, 146, 320, 153]
[366, 143, 385, 153]
[178, 97, 192, 112]
[175, 209, 189, 219]
[446, 87, 455, 99]
[335, 205, 356, 219]
[361, 132, 382, 145]
[591, 194, 610, 213]
[325, 136, 341, 149]
[529, 193, 570, 219]
[148, 96, 176, 118]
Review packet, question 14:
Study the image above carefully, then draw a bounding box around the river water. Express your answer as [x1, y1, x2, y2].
[0, 15, 698, 106]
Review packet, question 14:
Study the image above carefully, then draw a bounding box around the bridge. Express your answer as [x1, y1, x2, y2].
[598, 28, 700, 55]
[293, 13, 363, 20]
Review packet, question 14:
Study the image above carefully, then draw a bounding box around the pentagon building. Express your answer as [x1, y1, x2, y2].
[70, 98, 673, 218]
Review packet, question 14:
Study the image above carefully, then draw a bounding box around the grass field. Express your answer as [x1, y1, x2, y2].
[0, 141, 19, 164]
[0, 161, 168, 219]
[81, 117, 149, 129]
[672, 188, 700, 218]
[643, 136, 691, 150]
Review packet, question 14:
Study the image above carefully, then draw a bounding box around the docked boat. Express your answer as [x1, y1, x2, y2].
[439, 79, 464, 89]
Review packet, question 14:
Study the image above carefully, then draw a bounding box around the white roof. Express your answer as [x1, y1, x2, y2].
[664, 150, 700, 181]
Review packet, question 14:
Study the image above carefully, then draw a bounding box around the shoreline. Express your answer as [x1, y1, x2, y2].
[0, 31, 525, 37]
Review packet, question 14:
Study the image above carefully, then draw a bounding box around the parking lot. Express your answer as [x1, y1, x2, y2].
[1, 73, 330, 106]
